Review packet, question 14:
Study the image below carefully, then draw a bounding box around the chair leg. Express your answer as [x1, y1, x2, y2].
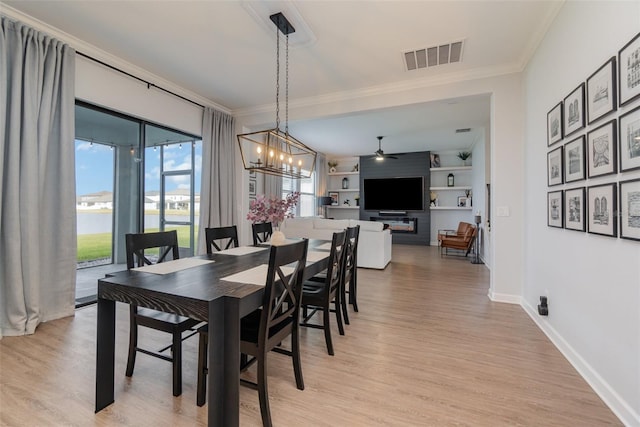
[125, 306, 138, 377]
[172, 330, 182, 397]
[291, 325, 304, 391]
[257, 352, 272, 427]
[335, 295, 345, 336]
[350, 272, 359, 312]
[341, 282, 350, 325]
[323, 306, 334, 356]
[197, 331, 207, 406]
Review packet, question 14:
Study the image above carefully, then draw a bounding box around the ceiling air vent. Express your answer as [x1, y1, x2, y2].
[404, 40, 464, 71]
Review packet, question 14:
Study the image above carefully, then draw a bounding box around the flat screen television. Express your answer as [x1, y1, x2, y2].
[363, 177, 424, 211]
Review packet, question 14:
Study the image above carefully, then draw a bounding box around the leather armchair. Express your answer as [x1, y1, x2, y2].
[440, 222, 476, 256]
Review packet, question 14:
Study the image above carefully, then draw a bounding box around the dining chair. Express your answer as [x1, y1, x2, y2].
[252, 222, 273, 245]
[196, 239, 309, 427]
[341, 225, 360, 324]
[300, 230, 347, 355]
[204, 225, 239, 253]
[124, 230, 200, 397]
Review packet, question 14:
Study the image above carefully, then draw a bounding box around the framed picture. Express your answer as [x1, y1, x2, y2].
[547, 190, 563, 228]
[328, 191, 339, 206]
[587, 183, 617, 237]
[619, 32, 640, 107]
[619, 105, 640, 172]
[619, 178, 640, 241]
[586, 57, 617, 124]
[430, 153, 441, 168]
[587, 119, 617, 178]
[249, 169, 256, 178]
[457, 196, 469, 207]
[564, 187, 586, 232]
[547, 146, 563, 186]
[563, 83, 585, 137]
[547, 102, 563, 146]
[564, 135, 586, 183]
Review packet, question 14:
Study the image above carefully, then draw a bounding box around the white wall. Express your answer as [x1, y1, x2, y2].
[523, 2, 640, 425]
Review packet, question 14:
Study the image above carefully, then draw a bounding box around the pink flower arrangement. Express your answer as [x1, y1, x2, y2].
[247, 192, 300, 227]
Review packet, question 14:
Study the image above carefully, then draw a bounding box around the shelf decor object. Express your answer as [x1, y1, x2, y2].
[342, 177, 349, 189]
[447, 173, 454, 187]
[237, 12, 317, 179]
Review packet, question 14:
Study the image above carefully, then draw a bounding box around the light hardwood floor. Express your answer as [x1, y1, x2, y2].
[0, 245, 621, 426]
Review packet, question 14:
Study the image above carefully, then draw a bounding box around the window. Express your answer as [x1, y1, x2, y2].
[283, 171, 316, 217]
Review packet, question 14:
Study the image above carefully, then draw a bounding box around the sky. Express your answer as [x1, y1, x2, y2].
[75, 140, 202, 196]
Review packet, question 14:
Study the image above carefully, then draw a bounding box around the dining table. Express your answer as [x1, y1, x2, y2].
[95, 238, 333, 426]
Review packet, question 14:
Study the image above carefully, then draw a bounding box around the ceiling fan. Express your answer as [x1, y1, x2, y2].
[373, 136, 397, 160]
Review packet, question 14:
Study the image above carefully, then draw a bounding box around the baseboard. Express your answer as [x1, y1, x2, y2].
[487, 291, 521, 304]
[521, 301, 639, 427]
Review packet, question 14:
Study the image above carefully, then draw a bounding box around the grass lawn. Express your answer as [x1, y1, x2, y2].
[77, 227, 198, 262]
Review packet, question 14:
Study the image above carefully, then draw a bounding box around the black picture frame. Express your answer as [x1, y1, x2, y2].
[619, 32, 640, 107]
[587, 57, 617, 125]
[619, 105, 640, 172]
[547, 102, 563, 146]
[249, 178, 257, 200]
[587, 119, 617, 178]
[619, 178, 640, 241]
[564, 187, 586, 232]
[547, 146, 563, 186]
[547, 190, 563, 228]
[563, 83, 585, 137]
[564, 135, 586, 183]
[587, 183, 617, 237]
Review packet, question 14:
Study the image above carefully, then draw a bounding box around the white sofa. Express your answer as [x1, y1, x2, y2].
[280, 217, 392, 269]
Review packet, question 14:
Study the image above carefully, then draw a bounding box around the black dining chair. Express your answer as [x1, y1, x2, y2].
[252, 222, 273, 245]
[196, 239, 308, 427]
[124, 230, 200, 397]
[204, 225, 239, 253]
[300, 230, 347, 355]
[341, 225, 360, 324]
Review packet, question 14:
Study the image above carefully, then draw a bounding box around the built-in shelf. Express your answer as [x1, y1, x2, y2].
[328, 171, 359, 176]
[430, 166, 472, 172]
[430, 206, 473, 211]
[430, 186, 471, 191]
[327, 206, 359, 210]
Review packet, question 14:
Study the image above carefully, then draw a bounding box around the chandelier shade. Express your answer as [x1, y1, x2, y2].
[237, 12, 316, 179]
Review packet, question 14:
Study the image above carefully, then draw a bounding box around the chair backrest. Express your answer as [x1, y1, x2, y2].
[259, 239, 309, 346]
[252, 222, 273, 245]
[324, 230, 347, 298]
[456, 221, 473, 237]
[205, 225, 239, 254]
[342, 225, 360, 286]
[125, 230, 179, 269]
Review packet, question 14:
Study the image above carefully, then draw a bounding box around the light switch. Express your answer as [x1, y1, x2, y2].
[496, 206, 510, 217]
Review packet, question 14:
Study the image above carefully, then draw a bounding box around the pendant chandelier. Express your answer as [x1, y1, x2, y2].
[237, 12, 317, 179]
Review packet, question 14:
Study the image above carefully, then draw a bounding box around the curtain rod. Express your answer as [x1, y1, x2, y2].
[77, 51, 205, 109]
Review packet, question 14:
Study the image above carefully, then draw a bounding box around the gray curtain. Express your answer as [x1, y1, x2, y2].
[264, 174, 282, 199]
[0, 17, 77, 338]
[315, 153, 327, 216]
[197, 107, 236, 254]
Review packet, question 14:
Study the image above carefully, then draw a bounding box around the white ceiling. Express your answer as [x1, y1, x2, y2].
[2, 0, 561, 157]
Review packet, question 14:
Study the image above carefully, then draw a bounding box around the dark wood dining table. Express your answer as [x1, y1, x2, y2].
[95, 239, 331, 426]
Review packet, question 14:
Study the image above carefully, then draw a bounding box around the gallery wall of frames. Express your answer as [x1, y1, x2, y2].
[546, 31, 640, 241]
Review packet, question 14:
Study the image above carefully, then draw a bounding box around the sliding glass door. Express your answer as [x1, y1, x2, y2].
[74, 102, 201, 306]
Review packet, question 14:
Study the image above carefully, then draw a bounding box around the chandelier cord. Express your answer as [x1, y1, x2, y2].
[275, 23, 280, 131]
[285, 33, 289, 138]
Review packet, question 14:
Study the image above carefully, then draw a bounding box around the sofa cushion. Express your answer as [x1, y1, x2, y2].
[349, 219, 384, 232]
[314, 218, 350, 230]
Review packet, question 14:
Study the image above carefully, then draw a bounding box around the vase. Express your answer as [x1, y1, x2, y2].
[271, 226, 286, 245]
